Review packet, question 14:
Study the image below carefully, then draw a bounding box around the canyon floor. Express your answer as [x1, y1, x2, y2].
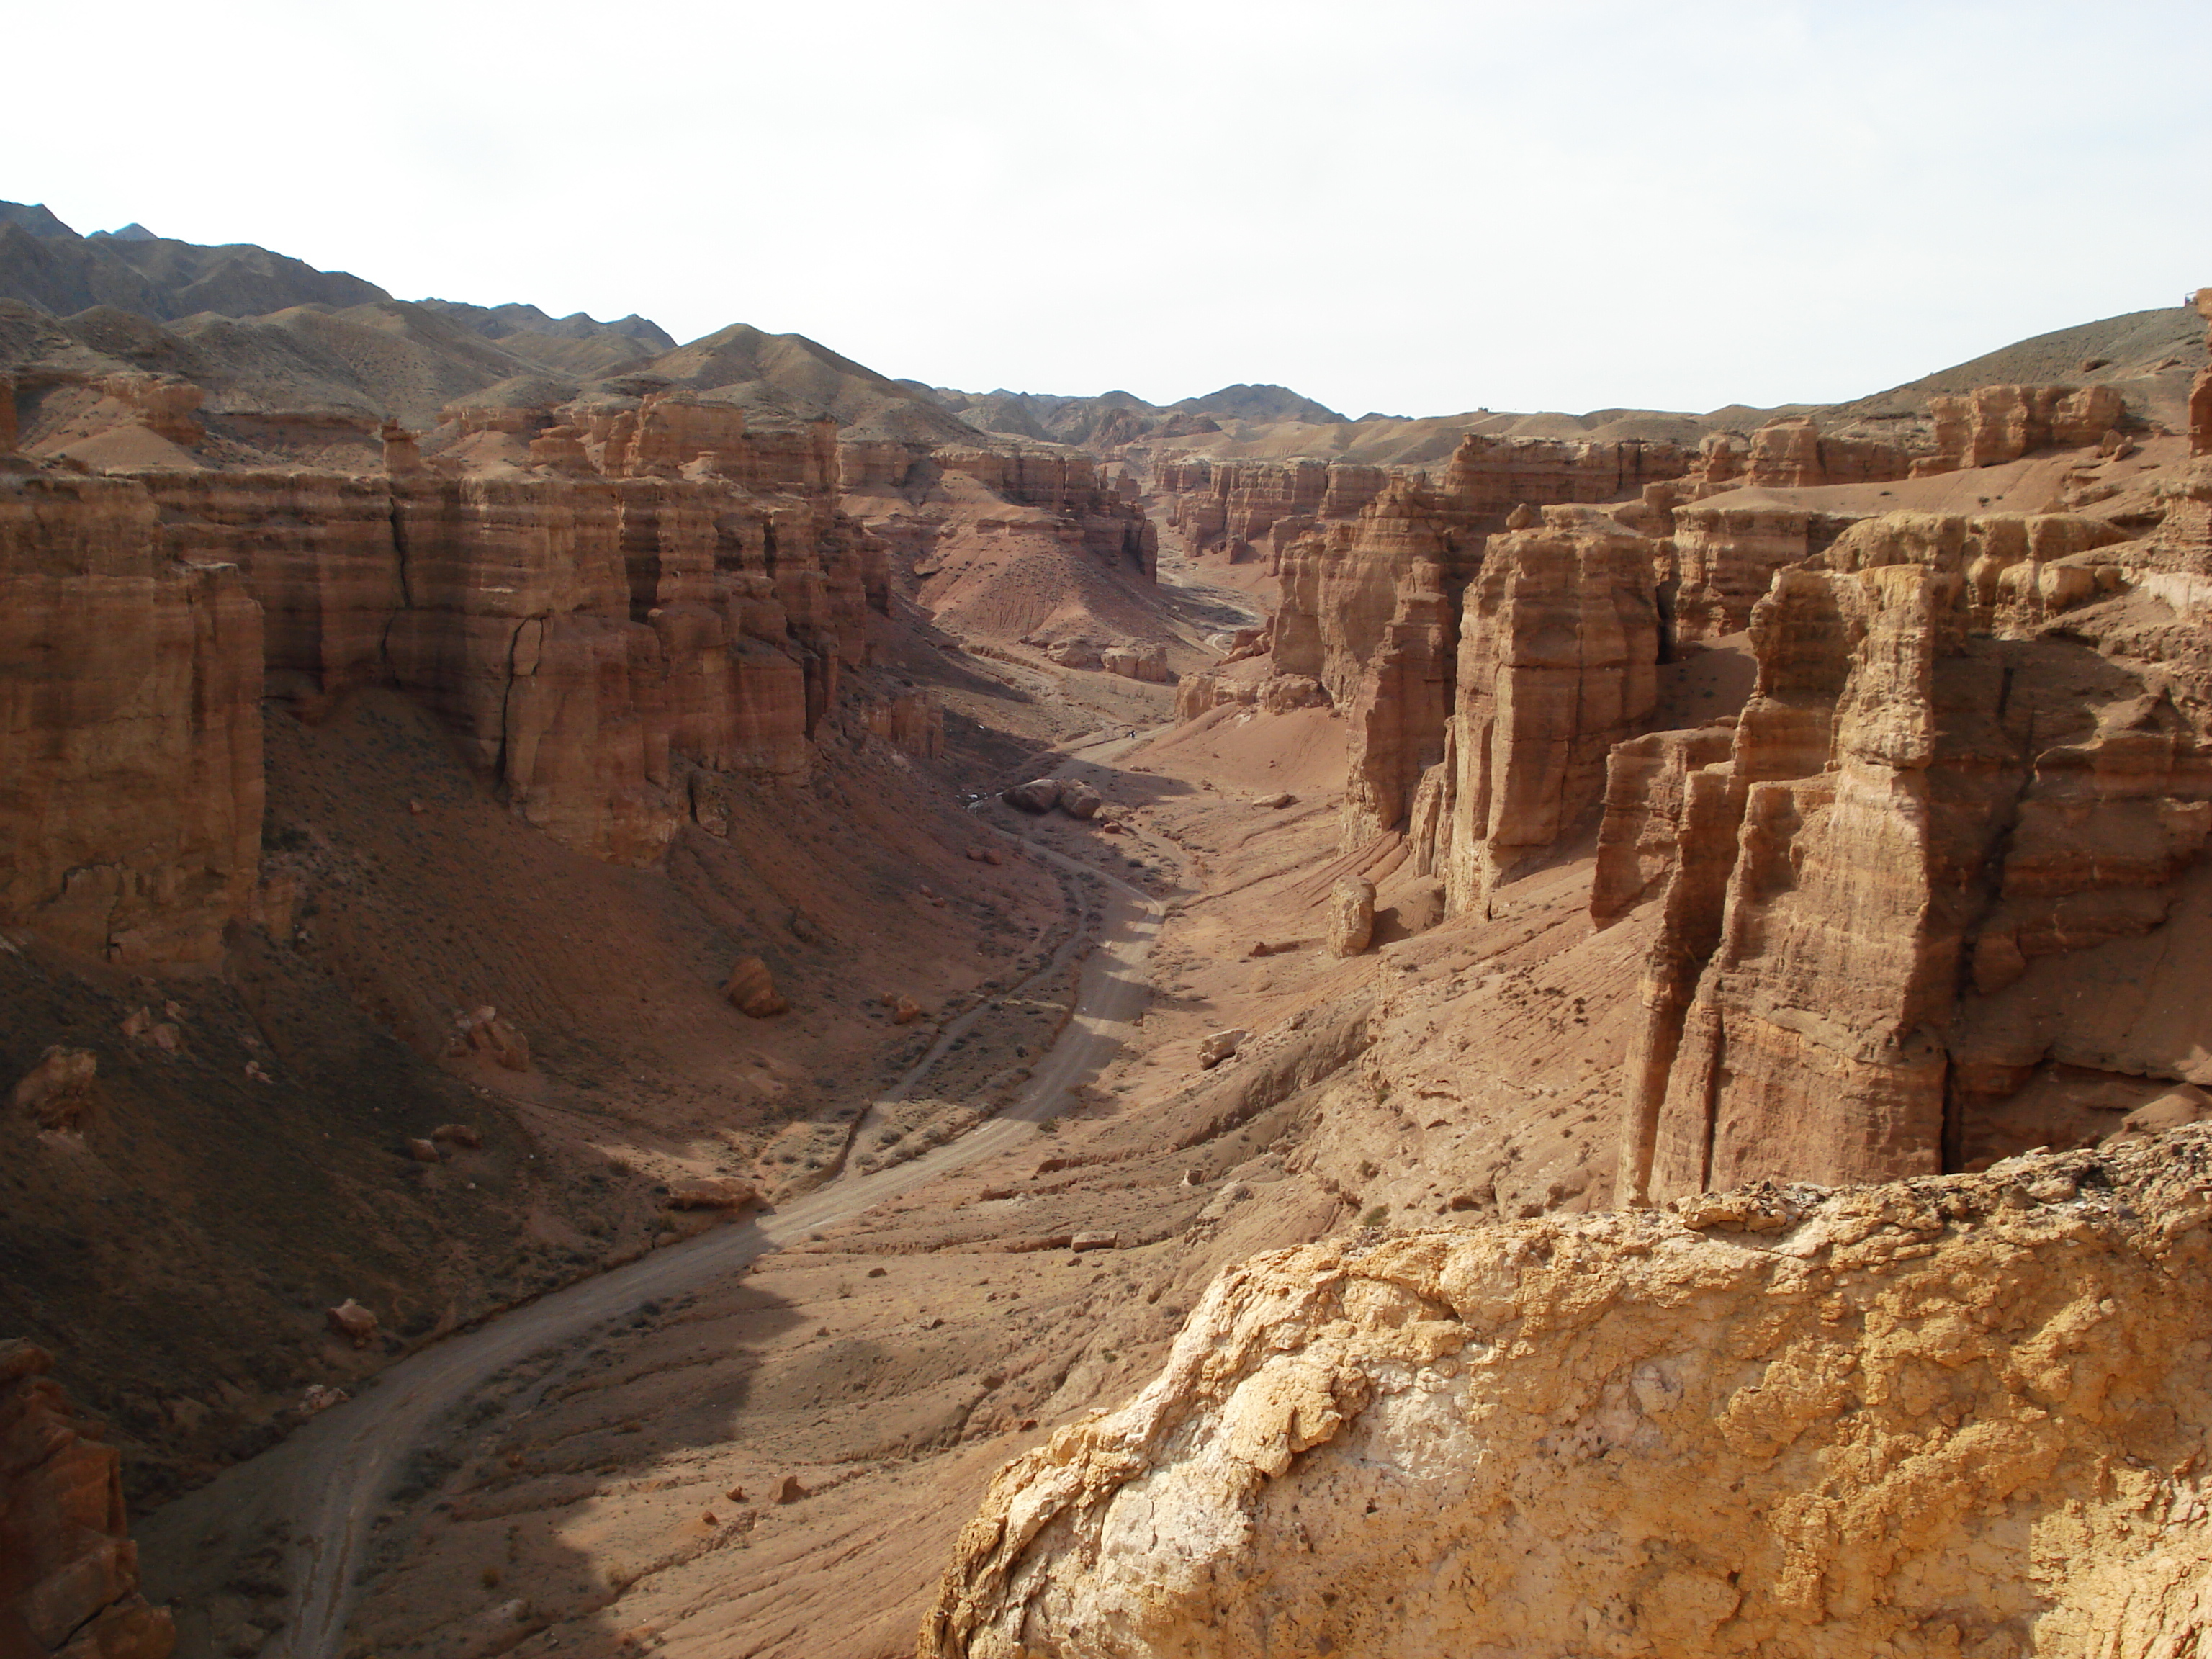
[10, 220, 2211, 1659]
[136, 639, 1710, 1659]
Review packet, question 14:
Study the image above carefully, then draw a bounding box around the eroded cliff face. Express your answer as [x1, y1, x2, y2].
[1434, 508, 1661, 909]
[1, 406, 943, 962]
[0, 472, 262, 965]
[924, 1132, 2212, 1659]
[1, 1342, 174, 1659]
[1153, 458, 1387, 564]
[1609, 502, 2209, 1201]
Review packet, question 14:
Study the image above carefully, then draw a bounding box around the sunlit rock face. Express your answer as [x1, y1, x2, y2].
[924, 1133, 2212, 1659]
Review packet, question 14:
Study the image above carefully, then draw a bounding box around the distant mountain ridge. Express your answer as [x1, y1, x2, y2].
[0, 200, 667, 355]
[927, 381, 1345, 446]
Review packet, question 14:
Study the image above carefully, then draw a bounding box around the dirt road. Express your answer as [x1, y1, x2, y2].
[140, 796, 1163, 1659]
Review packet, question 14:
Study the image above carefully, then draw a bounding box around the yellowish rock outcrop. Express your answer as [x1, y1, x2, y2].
[924, 1133, 2212, 1659]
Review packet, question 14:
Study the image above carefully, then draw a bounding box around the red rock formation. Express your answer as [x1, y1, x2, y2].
[1, 395, 942, 959]
[1439, 510, 1660, 909]
[1434, 431, 1692, 517]
[855, 688, 945, 761]
[1590, 723, 1738, 924]
[1341, 558, 1459, 847]
[1154, 459, 1387, 562]
[2188, 289, 2211, 458]
[0, 472, 262, 964]
[1735, 415, 1913, 489]
[1667, 501, 1858, 642]
[0, 1343, 174, 1659]
[1173, 670, 1328, 721]
[1916, 383, 2126, 475]
[1608, 504, 2212, 1201]
[1272, 475, 1485, 707]
[932, 443, 1156, 575]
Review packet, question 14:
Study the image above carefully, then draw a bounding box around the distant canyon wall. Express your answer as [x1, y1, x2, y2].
[1176, 380, 2205, 1199]
[0, 397, 962, 966]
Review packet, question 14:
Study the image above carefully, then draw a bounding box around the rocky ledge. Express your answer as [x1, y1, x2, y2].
[923, 1128, 2212, 1658]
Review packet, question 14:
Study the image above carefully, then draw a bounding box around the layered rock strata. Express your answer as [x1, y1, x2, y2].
[1919, 383, 2126, 475]
[928, 444, 1156, 576]
[1, 1342, 174, 1659]
[923, 1133, 2212, 1659]
[1609, 507, 2206, 1202]
[0, 472, 262, 964]
[1667, 500, 1858, 642]
[1, 415, 949, 956]
[1435, 510, 1661, 907]
[1153, 458, 1386, 561]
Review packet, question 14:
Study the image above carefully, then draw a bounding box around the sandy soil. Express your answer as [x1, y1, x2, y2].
[137, 689, 1681, 1659]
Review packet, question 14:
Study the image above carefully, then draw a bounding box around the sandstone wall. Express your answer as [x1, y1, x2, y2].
[1, 1342, 174, 1659]
[1437, 431, 1693, 516]
[923, 1133, 2212, 1659]
[1668, 502, 1857, 642]
[1151, 458, 1384, 561]
[1919, 383, 2126, 475]
[934, 444, 1156, 575]
[1608, 508, 2208, 1202]
[0, 472, 262, 964]
[2, 423, 943, 958]
[1439, 510, 1660, 909]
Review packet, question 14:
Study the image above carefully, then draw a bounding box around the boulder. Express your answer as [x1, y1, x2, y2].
[1058, 781, 1103, 820]
[888, 994, 925, 1025]
[966, 845, 1005, 865]
[1069, 1231, 1120, 1252]
[723, 957, 789, 1018]
[1003, 778, 1061, 813]
[1197, 1029, 1247, 1069]
[1254, 792, 1293, 809]
[1327, 878, 1376, 958]
[325, 1300, 377, 1347]
[12, 1047, 97, 1131]
[404, 1138, 444, 1163]
[665, 1176, 756, 1210]
[1101, 644, 1170, 683]
[1044, 639, 1102, 670]
[451, 1006, 530, 1071]
[430, 1123, 482, 1149]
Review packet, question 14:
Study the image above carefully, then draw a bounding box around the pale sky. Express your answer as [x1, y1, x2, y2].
[14, 0, 2209, 418]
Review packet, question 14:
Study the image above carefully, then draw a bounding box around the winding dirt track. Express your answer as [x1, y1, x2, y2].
[155, 790, 1161, 1659]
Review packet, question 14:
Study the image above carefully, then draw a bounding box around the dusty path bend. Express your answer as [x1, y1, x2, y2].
[140, 791, 1164, 1659]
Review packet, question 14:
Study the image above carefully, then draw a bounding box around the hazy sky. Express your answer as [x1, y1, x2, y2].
[14, 0, 2209, 417]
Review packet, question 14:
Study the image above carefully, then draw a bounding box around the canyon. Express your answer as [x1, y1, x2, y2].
[4, 199, 2212, 1659]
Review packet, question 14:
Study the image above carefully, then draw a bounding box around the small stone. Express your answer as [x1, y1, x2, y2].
[326, 1300, 377, 1347]
[1197, 1029, 1246, 1069]
[723, 958, 788, 1019]
[12, 1046, 98, 1130]
[1327, 878, 1376, 958]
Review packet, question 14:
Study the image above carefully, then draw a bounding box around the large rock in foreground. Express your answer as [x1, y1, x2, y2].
[922, 1133, 2212, 1658]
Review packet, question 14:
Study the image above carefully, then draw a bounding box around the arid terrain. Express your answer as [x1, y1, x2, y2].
[6, 196, 2212, 1659]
